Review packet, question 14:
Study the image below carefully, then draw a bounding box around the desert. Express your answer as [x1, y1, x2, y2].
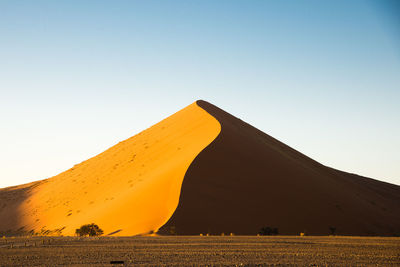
[1, 100, 400, 266]
[2, 101, 399, 238]
[1, 236, 400, 266]
[2, 1, 399, 265]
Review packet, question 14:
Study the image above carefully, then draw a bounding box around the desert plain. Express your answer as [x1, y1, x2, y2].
[1, 235, 399, 266]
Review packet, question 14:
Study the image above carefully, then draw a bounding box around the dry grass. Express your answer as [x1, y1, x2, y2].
[1, 235, 399, 266]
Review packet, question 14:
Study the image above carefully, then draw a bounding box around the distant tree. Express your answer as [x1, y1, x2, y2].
[75, 223, 103, 237]
[259, 226, 279, 236]
[329, 226, 336, 235]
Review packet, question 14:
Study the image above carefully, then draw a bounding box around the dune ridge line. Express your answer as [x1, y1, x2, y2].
[0, 101, 221, 236]
[160, 100, 400, 236]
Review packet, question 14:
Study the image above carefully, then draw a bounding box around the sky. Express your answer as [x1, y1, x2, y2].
[0, 0, 399, 188]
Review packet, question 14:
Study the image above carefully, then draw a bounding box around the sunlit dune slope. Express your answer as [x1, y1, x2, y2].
[0, 102, 220, 236]
[2, 100, 399, 237]
[161, 100, 400, 236]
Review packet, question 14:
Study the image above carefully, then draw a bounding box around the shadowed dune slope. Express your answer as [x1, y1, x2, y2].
[0, 102, 220, 236]
[161, 100, 400, 236]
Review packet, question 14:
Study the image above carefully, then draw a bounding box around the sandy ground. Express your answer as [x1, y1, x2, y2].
[0, 236, 399, 266]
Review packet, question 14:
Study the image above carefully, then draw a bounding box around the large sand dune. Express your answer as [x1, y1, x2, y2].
[1, 100, 399, 236]
[161, 100, 400, 236]
[0, 102, 220, 236]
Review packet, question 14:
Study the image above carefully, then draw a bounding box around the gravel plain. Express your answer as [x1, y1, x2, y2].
[1, 235, 399, 266]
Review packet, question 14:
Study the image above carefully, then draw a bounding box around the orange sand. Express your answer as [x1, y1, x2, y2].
[1, 102, 220, 236]
[3, 100, 399, 237]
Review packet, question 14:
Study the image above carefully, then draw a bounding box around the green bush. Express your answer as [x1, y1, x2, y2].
[75, 223, 104, 237]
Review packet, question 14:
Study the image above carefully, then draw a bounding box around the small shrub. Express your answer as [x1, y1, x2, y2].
[329, 226, 336, 235]
[167, 226, 177, 235]
[259, 226, 279, 236]
[75, 223, 104, 237]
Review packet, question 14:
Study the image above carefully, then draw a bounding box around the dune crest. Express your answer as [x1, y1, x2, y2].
[160, 100, 400, 236]
[1, 100, 399, 236]
[0, 102, 220, 236]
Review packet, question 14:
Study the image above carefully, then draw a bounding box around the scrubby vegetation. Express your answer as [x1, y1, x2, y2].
[75, 223, 103, 237]
[2, 236, 398, 265]
[259, 226, 279, 235]
[329, 226, 336, 235]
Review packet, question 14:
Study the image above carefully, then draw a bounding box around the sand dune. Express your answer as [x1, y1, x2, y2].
[1, 100, 399, 236]
[160, 100, 400, 236]
[0, 102, 220, 236]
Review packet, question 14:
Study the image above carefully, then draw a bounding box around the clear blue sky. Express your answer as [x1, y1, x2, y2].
[1, 0, 399, 188]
